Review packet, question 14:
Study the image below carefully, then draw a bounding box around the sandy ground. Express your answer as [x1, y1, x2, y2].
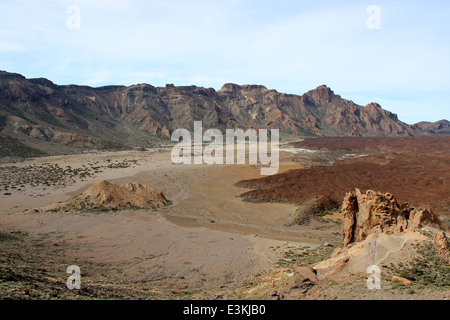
[1, 144, 449, 300]
[1, 147, 339, 298]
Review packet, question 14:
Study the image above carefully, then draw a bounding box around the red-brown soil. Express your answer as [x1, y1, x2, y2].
[239, 136, 450, 215]
[289, 136, 450, 153]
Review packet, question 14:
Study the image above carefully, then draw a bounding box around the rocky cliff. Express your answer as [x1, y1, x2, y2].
[0, 70, 427, 156]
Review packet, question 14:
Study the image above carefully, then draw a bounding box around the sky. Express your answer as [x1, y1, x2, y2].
[0, 0, 449, 124]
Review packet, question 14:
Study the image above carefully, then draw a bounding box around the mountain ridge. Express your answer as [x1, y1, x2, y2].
[412, 119, 450, 135]
[0, 70, 445, 157]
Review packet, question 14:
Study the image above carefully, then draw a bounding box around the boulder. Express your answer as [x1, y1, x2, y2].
[433, 231, 450, 264]
[409, 208, 444, 231]
[392, 276, 413, 286]
[279, 266, 318, 298]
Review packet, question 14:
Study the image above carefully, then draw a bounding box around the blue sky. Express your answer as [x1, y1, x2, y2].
[0, 0, 449, 124]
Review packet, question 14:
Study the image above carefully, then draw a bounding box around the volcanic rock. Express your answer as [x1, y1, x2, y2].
[342, 189, 444, 247]
[433, 231, 450, 264]
[277, 266, 318, 298]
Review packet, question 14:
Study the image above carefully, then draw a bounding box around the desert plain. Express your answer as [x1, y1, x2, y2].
[1, 136, 449, 300]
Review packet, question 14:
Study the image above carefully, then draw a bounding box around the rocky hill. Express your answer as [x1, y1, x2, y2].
[27, 180, 170, 213]
[0, 70, 432, 157]
[413, 120, 450, 135]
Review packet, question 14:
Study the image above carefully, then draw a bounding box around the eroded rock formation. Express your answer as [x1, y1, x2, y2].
[342, 188, 444, 247]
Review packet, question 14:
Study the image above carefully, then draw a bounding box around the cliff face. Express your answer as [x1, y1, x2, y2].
[0, 70, 424, 155]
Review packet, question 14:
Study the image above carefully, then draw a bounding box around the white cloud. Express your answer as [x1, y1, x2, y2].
[0, 41, 25, 53]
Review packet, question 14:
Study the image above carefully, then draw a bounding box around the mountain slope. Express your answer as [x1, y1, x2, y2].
[413, 120, 450, 135]
[0, 70, 425, 156]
